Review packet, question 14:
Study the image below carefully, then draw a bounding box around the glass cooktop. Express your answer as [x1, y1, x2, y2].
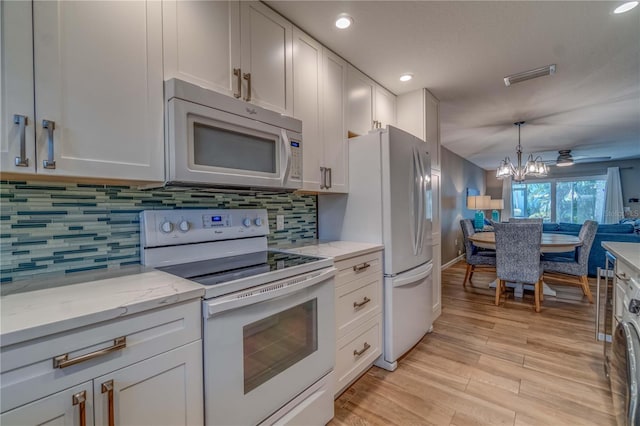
[158, 250, 325, 287]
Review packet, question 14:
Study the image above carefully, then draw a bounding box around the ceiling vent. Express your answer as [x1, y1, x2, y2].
[504, 64, 556, 87]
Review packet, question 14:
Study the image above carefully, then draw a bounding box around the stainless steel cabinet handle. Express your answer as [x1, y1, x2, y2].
[101, 380, 115, 426]
[353, 296, 371, 309]
[327, 167, 332, 189]
[53, 336, 126, 368]
[42, 119, 56, 169]
[233, 68, 242, 99]
[353, 262, 371, 272]
[243, 72, 252, 102]
[72, 391, 87, 426]
[353, 342, 371, 357]
[615, 272, 630, 282]
[13, 114, 29, 167]
[320, 167, 327, 189]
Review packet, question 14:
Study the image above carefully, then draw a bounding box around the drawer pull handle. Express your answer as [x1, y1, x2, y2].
[101, 380, 115, 426]
[72, 390, 87, 426]
[353, 262, 371, 272]
[353, 342, 371, 357]
[353, 296, 371, 309]
[53, 336, 126, 369]
[42, 119, 56, 169]
[616, 272, 630, 282]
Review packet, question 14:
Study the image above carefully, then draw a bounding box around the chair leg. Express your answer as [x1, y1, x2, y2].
[495, 279, 503, 306]
[534, 279, 542, 313]
[580, 275, 594, 303]
[468, 265, 475, 284]
[539, 285, 544, 302]
[463, 264, 472, 288]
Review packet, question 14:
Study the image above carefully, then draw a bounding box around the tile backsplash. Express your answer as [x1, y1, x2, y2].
[0, 180, 317, 284]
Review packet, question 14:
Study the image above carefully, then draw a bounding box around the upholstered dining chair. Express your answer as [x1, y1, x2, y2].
[460, 219, 496, 287]
[509, 218, 544, 223]
[494, 222, 544, 312]
[541, 220, 598, 303]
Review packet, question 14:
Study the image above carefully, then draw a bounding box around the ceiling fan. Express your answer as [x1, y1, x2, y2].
[545, 149, 611, 167]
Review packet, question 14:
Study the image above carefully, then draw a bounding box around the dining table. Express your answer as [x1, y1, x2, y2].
[468, 231, 583, 298]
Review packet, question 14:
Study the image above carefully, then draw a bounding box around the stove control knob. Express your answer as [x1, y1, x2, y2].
[242, 218, 252, 227]
[254, 218, 263, 226]
[630, 299, 640, 315]
[160, 221, 174, 234]
[178, 220, 190, 232]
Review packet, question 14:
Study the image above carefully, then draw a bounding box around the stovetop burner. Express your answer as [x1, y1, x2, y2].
[158, 250, 324, 287]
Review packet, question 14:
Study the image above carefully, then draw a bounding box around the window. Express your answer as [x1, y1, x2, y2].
[511, 176, 606, 223]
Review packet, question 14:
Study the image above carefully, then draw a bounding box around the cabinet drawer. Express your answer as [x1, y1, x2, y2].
[1, 299, 201, 413]
[334, 315, 381, 397]
[336, 274, 382, 339]
[334, 251, 382, 288]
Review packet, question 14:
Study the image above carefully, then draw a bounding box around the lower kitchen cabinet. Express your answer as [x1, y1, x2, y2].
[0, 300, 203, 426]
[333, 250, 383, 396]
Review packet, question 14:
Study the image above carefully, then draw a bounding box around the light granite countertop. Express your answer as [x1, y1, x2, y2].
[0, 270, 205, 347]
[277, 240, 384, 262]
[602, 241, 640, 272]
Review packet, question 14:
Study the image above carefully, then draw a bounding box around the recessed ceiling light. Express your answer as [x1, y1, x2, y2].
[335, 14, 353, 29]
[399, 74, 413, 82]
[614, 1, 638, 13]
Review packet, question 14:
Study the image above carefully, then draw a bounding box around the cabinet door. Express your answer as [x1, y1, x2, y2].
[347, 65, 374, 137]
[0, 0, 36, 174]
[93, 341, 203, 426]
[240, 1, 293, 115]
[396, 89, 426, 141]
[32, 1, 164, 181]
[293, 28, 323, 192]
[0, 382, 94, 426]
[163, 0, 240, 98]
[374, 85, 396, 129]
[323, 49, 348, 193]
[426, 90, 440, 171]
[432, 244, 442, 320]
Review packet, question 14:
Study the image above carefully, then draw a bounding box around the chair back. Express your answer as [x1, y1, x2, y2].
[460, 219, 476, 261]
[494, 222, 543, 284]
[509, 218, 544, 224]
[575, 220, 598, 271]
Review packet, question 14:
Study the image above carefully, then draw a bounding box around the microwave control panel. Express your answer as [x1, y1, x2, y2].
[290, 140, 302, 180]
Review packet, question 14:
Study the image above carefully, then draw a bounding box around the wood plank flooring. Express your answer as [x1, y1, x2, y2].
[330, 261, 614, 426]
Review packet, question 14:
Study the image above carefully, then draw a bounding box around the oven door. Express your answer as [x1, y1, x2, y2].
[167, 98, 302, 189]
[610, 321, 640, 426]
[203, 267, 335, 426]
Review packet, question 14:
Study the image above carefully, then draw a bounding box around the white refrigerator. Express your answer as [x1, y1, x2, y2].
[319, 125, 433, 371]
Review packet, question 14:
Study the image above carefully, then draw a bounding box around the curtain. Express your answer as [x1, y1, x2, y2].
[501, 176, 512, 221]
[604, 167, 624, 224]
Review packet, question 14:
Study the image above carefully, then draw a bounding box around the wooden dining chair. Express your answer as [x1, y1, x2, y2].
[460, 219, 496, 287]
[494, 222, 544, 312]
[541, 220, 598, 303]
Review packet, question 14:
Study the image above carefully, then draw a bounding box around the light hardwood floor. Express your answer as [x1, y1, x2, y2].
[330, 260, 614, 426]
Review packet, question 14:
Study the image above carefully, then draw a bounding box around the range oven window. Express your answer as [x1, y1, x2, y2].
[243, 299, 318, 394]
[193, 122, 276, 173]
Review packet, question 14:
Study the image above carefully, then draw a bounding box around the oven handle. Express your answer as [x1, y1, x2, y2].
[281, 129, 292, 186]
[205, 267, 336, 318]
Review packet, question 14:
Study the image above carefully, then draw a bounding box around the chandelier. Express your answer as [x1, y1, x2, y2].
[496, 121, 548, 182]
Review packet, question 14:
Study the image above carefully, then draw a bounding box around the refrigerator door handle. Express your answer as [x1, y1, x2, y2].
[416, 148, 427, 254]
[410, 149, 422, 256]
[392, 262, 433, 288]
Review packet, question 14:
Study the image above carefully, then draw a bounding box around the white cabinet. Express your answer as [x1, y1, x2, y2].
[1, 0, 164, 181]
[163, 1, 293, 115]
[432, 244, 442, 319]
[0, 301, 203, 426]
[293, 27, 348, 193]
[431, 167, 442, 319]
[397, 88, 441, 171]
[333, 250, 383, 397]
[346, 65, 396, 137]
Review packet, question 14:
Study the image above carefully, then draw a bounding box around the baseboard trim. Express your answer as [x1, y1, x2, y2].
[442, 255, 464, 271]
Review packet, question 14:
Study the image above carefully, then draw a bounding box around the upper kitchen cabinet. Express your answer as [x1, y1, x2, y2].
[1, 1, 164, 181]
[293, 29, 347, 193]
[346, 65, 396, 137]
[397, 88, 441, 171]
[164, 1, 293, 116]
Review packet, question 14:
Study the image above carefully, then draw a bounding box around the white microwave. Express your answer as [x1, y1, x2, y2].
[165, 79, 302, 190]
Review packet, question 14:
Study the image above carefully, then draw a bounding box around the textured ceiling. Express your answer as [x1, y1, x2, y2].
[266, 1, 640, 170]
